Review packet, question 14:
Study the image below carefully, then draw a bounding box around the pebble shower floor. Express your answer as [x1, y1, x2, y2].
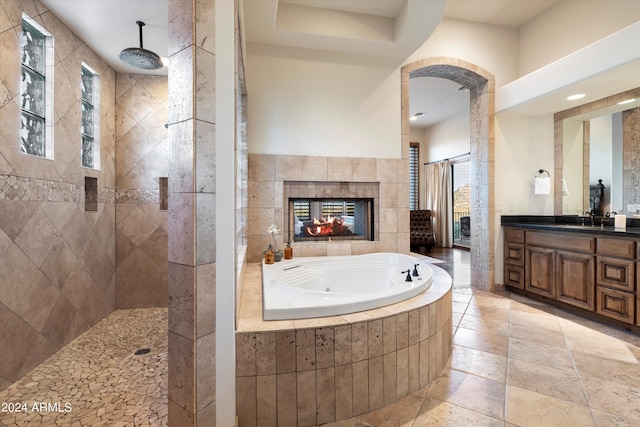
[0, 308, 167, 426]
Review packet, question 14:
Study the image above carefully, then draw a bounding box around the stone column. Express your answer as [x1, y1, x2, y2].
[167, 0, 217, 425]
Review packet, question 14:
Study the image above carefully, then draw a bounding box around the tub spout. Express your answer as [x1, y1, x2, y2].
[412, 264, 420, 276]
[402, 270, 413, 282]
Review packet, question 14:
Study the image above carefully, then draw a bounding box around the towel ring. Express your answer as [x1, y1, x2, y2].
[537, 169, 550, 177]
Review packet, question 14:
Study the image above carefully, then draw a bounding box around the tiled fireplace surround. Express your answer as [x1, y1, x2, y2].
[247, 153, 411, 263]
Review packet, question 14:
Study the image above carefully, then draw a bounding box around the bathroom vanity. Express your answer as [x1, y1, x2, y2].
[502, 216, 640, 331]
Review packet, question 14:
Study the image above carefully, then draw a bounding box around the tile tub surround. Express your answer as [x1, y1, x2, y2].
[247, 154, 411, 263]
[235, 261, 453, 426]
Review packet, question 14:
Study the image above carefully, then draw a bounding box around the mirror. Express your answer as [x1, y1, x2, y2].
[557, 87, 640, 217]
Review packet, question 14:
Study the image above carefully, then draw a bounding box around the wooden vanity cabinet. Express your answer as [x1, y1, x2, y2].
[503, 227, 639, 328]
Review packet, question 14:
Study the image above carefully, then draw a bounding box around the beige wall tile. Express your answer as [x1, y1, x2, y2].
[168, 263, 195, 339]
[368, 319, 383, 358]
[255, 333, 277, 375]
[276, 372, 297, 426]
[276, 331, 296, 374]
[316, 367, 336, 424]
[256, 375, 277, 427]
[396, 312, 409, 350]
[168, 331, 196, 414]
[383, 352, 398, 405]
[196, 333, 215, 411]
[296, 329, 316, 371]
[335, 363, 353, 420]
[352, 360, 369, 415]
[369, 355, 384, 410]
[397, 347, 409, 398]
[352, 322, 368, 362]
[334, 325, 352, 366]
[420, 339, 430, 388]
[235, 333, 256, 377]
[383, 316, 397, 354]
[235, 376, 257, 427]
[297, 370, 317, 426]
[316, 327, 335, 369]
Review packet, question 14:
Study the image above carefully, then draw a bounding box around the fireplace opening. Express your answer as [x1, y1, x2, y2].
[289, 198, 374, 242]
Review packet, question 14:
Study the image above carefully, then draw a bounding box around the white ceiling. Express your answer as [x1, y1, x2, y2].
[38, 0, 635, 130]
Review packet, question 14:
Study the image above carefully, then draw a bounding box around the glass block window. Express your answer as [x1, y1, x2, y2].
[81, 63, 100, 169]
[20, 14, 53, 159]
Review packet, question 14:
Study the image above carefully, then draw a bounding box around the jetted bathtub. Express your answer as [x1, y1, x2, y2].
[262, 252, 433, 320]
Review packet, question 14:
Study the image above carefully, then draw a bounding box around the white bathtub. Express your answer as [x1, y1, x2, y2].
[262, 253, 434, 320]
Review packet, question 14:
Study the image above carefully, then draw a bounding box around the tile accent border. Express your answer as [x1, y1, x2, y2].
[235, 262, 453, 426]
[0, 174, 116, 203]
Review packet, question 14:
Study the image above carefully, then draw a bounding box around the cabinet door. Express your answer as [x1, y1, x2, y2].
[526, 246, 555, 298]
[556, 251, 595, 310]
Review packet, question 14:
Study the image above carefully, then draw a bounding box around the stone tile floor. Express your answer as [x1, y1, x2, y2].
[1, 249, 639, 426]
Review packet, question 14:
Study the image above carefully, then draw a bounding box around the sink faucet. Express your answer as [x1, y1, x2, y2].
[402, 270, 413, 282]
[584, 211, 595, 226]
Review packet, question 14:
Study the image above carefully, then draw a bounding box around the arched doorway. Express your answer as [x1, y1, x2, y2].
[402, 58, 496, 291]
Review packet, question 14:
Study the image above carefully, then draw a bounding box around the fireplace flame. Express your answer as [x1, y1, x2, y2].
[303, 215, 350, 237]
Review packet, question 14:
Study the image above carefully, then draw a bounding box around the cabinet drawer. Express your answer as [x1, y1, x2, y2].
[597, 238, 636, 259]
[597, 257, 635, 292]
[504, 264, 525, 289]
[527, 231, 595, 253]
[505, 243, 525, 267]
[596, 286, 635, 324]
[505, 228, 525, 244]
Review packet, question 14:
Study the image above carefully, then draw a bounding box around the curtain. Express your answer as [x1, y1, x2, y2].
[425, 160, 453, 247]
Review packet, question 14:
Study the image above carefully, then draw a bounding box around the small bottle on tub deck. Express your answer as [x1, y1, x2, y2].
[284, 242, 293, 259]
[265, 245, 275, 264]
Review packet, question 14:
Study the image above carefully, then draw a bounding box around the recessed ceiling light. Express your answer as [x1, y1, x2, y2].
[566, 94, 585, 101]
[411, 112, 425, 121]
[617, 98, 636, 105]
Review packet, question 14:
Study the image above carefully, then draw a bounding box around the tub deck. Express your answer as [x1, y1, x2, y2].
[235, 259, 453, 427]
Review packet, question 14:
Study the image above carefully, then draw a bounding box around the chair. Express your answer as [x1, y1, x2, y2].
[410, 210, 436, 253]
[460, 216, 470, 238]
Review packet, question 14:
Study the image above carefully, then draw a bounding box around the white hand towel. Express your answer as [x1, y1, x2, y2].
[534, 177, 550, 195]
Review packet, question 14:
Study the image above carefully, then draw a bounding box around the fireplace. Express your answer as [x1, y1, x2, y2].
[289, 198, 374, 242]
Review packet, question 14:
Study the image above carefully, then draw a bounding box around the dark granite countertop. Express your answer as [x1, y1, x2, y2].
[501, 215, 640, 238]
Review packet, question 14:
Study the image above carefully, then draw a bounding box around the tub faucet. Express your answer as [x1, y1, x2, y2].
[412, 264, 420, 277]
[402, 270, 413, 282]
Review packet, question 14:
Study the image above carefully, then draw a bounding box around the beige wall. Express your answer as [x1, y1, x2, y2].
[519, 0, 640, 76]
[114, 74, 168, 308]
[0, 1, 116, 390]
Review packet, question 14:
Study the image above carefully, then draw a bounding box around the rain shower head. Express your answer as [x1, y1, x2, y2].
[119, 21, 163, 70]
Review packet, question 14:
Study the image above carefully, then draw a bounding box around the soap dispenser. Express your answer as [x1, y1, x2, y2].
[284, 242, 293, 260]
[265, 245, 275, 264]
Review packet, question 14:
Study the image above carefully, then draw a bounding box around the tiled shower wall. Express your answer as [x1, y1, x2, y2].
[114, 74, 168, 308]
[0, 1, 116, 390]
[247, 154, 410, 262]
